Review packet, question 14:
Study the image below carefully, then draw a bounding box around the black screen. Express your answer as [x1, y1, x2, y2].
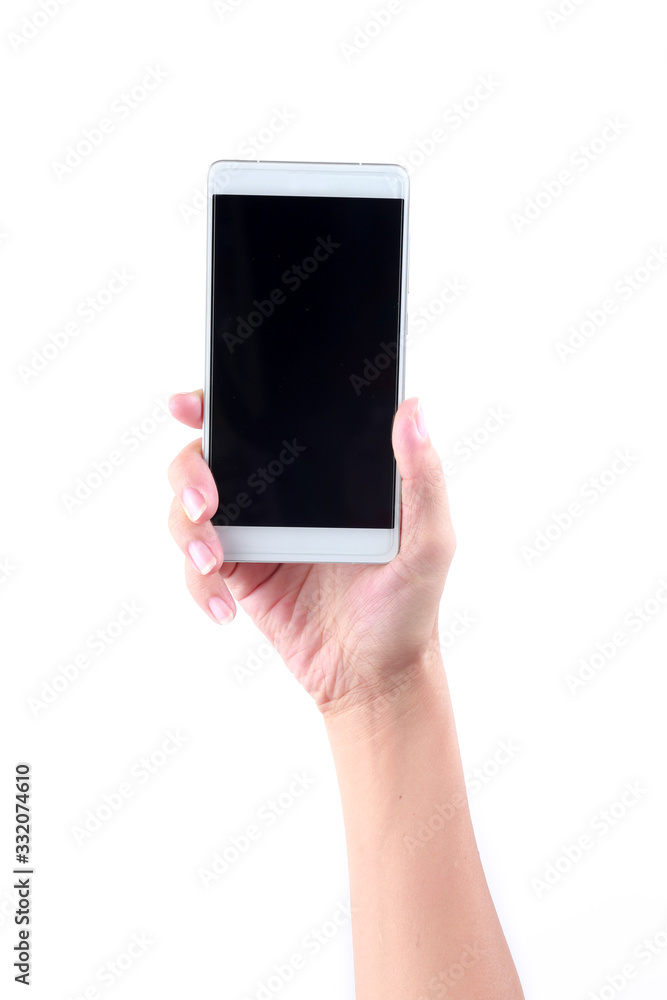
[208, 193, 404, 528]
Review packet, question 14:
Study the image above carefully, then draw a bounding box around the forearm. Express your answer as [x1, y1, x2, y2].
[322, 643, 524, 1000]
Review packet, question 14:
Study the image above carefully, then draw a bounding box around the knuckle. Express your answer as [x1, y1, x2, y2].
[449, 529, 457, 556]
[167, 498, 184, 538]
[422, 459, 447, 495]
[441, 528, 457, 565]
[167, 453, 182, 487]
[429, 529, 453, 566]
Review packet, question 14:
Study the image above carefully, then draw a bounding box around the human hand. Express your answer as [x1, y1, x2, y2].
[167, 391, 455, 716]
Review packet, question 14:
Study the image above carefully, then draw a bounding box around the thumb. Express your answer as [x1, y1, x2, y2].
[391, 397, 456, 581]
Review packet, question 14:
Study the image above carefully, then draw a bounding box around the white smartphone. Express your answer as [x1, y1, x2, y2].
[203, 159, 409, 563]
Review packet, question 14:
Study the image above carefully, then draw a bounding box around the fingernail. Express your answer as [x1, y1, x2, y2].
[182, 487, 207, 522]
[188, 539, 217, 575]
[415, 399, 428, 439]
[208, 596, 235, 624]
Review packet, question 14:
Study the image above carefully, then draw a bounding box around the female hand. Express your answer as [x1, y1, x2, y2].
[167, 391, 456, 716]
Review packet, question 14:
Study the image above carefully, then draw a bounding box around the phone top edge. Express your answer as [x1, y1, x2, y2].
[209, 158, 407, 169]
[208, 160, 409, 198]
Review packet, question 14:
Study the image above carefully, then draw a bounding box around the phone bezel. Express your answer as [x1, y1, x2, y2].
[204, 159, 409, 564]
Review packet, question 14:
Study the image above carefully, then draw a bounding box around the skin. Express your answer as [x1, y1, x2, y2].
[167, 390, 525, 999]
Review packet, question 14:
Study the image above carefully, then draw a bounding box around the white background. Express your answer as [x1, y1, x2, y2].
[1, 1, 666, 998]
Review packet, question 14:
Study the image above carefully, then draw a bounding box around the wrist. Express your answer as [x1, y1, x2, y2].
[320, 640, 446, 750]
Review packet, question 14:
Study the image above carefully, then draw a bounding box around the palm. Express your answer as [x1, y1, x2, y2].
[223, 557, 424, 710]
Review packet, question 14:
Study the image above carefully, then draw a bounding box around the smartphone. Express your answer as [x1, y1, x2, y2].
[203, 159, 409, 563]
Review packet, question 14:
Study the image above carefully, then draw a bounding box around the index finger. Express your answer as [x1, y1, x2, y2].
[168, 389, 203, 429]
